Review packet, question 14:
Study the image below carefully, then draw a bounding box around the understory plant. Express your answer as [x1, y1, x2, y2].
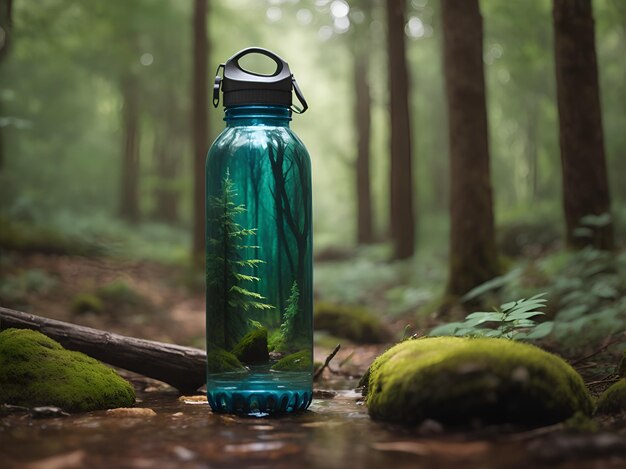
[447, 243, 626, 352]
[430, 293, 553, 340]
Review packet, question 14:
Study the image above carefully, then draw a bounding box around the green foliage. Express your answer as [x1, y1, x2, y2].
[71, 293, 104, 315]
[430, 293, 553, 341]
[0, 268, 57, 307]
[363, 337, 593, 426]
[206, 348, 245, 374]
[206, 173, 273, 348]
[595, 379, 626, 415]
[96, 280, 146, 308]
[456, 247, 626, 352]
[231, 328, 269, 365]
[280, 281, 299, 342]
[0, 328, 135, 412]
[270, 350, 312, 372]
[314, 302, 390, 344]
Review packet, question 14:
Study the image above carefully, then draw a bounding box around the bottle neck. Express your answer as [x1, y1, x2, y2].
[224, 105, 292, 128]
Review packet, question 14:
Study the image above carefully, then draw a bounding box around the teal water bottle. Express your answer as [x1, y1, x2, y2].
[206, 48, 313, 415]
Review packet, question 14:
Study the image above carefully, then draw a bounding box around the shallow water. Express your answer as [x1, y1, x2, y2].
[2, 384, 626, 468]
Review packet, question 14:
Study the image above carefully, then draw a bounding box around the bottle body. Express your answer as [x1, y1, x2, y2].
[205, 105, 313, 415]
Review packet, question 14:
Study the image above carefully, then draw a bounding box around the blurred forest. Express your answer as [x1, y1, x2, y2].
[1, 0, 626, 356]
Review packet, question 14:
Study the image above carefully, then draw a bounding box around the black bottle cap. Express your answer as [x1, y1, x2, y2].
[213, 47, 308, 113]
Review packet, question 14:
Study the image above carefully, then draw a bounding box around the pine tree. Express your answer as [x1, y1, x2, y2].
[280, 281, 300, 344]
[206, 171, 273, 349]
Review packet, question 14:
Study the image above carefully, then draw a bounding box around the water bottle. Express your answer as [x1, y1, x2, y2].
[205, 48, 313, 415]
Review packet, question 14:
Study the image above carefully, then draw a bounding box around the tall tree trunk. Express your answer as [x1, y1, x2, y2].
[386, 0, 415, 259]
[442, 0, 499, 298]
[553, 0, 614, 250]
[119, 74, 140, 222]
[353, 42, 374, 244]
[0, 0, 14, 170]
[192, 0, 208, 263]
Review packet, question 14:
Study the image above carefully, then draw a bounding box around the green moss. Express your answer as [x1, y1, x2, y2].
[71, 293, 104, 315]
[268, 329, 286, 353]
[596, 379, 626, 414]
[231, 328, 269, 365]
[96, 280, 145, 307]
[314, 302, 390, 344]
[206, 348, 245, 373]
[271, 350, 313, 372]
[0, 328, 135, 412]
[364, 337, 592, 426]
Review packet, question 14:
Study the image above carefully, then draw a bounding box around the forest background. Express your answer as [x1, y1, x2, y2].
[1, 0, 625, 352]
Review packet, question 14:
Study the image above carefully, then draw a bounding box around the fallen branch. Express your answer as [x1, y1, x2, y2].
[0, 307, 206, 393]
[314, 344, 341, 381]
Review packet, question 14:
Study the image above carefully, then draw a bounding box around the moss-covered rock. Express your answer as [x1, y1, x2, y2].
[271, 350, 313, 372]
[206, 348, 246, 373]
[232, 328, 269, 365]
[0, 328, 135, 412]
[314, 302, 390, 344]
[596, 379, 626, 414]
[363, 337, 592, 426]
[71, 293, 104, 315]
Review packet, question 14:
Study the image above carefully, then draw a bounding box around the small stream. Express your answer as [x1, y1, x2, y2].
[2, 381, 625, 468]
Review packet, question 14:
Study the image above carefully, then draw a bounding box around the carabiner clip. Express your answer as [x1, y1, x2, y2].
[213, 63, 225, 108]
[290, 75, 308, 114]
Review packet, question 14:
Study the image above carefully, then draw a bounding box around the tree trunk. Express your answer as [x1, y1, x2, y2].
[386, 0, 415, 260]
[442, 0, 499, 298]
[553, 0, 614, 250]
[353, 7, 374, 245]
[119, 74, 141, 222]
[0, 307, 206, 393]
[192, 0, 209, 263]
[0, 0, 12, 170]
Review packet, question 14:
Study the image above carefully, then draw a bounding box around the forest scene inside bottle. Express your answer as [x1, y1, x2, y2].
[205, 126, 313, 415]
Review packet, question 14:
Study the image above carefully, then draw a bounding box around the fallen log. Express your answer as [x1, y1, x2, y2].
[0, 307, 206, 393]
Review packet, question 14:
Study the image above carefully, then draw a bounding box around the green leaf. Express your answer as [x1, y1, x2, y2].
[505, 310, 545, 321]
[523, 321, 554, 340]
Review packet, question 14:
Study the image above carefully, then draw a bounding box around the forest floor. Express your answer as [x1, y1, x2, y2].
[2, 249, 626, 467]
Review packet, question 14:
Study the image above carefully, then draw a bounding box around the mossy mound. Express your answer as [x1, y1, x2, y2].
[96, 280, 146, 308]
[271, 350, 313, 372]
[71, 293, 104, 315]
[206, 348, 245, 373]
[363, 337, 592, 426]
[0, 328, 135, 412]
[314, 302, 390, 344]
[596, 379, 626, 414]
[232, 328, 269, 365]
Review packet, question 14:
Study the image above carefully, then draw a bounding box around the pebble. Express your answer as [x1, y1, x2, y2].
[106, 407, 157, 418]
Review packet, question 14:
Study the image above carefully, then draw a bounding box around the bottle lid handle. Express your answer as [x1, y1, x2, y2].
[212, 48, 308, 113]
[291, 75, 308, 114]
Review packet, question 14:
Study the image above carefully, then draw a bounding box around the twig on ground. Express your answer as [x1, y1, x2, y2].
[586, 375, 620, 387]
[338, 351, 354, 368]
[314, 344, 341, 381]
[570, 333, 626, 367]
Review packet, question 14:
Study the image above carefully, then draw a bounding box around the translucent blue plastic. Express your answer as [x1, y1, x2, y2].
[205, 105, 313, 416]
